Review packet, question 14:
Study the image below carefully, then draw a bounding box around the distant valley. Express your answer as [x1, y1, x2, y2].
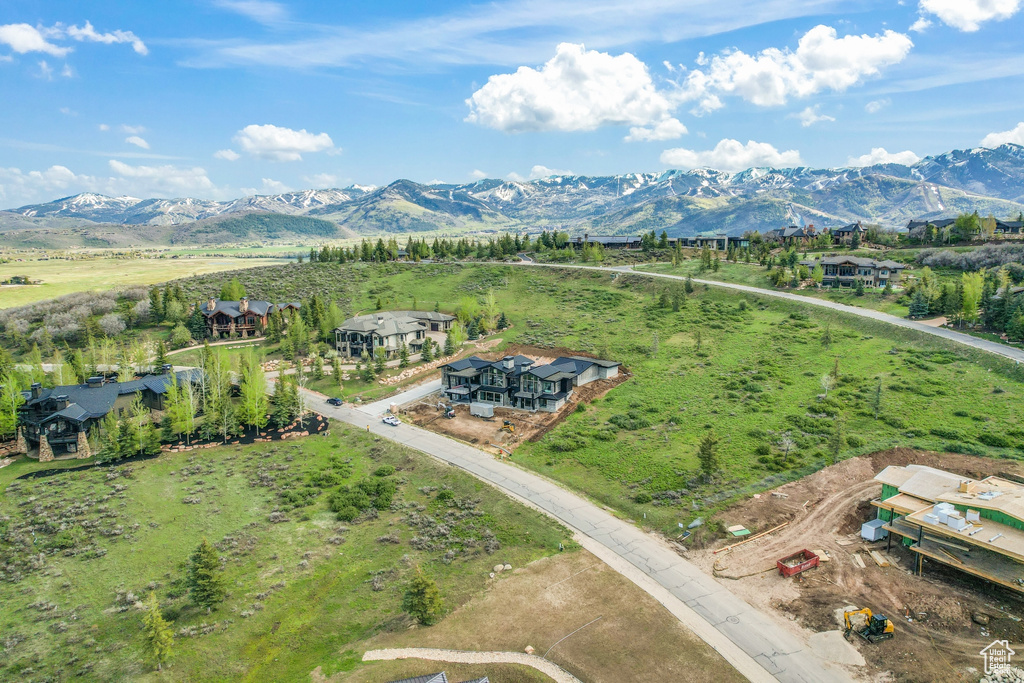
[3, 143, 1024, 249]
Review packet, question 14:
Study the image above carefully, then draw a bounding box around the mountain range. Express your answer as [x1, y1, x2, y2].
[3, 144, 1024, 249]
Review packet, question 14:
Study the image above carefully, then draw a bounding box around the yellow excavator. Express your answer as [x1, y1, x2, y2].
[501, 420, 515, 435]
[843, 608, 895, 643]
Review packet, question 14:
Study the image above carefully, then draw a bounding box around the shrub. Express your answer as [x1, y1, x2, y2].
[930, 427, 968, 441]
[373, 465, 396, 477]
[435, 490, 454, 502]
[846, 435, 865, 448]
[608, 411, 651, 431]
[635, 492, 652, 504]
[978, 433, 1013, 448]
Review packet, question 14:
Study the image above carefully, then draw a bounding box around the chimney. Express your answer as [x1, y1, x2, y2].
[377, 316, 384, 326]
[161, 363, 173, 375]
[87, 376, 103, 388]
[207, 297, 216, 312]
[239, 296, 249, 313]
[502, 356, 514, 370]
[55, 395, 68, 410]
[30, 382, 42, 399]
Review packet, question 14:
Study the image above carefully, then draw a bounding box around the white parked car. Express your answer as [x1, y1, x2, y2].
[381, 415, 401, 426]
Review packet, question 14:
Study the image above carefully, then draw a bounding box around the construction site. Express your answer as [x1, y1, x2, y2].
[402, 346, 629, 454]
[690, 448, 1024, 682]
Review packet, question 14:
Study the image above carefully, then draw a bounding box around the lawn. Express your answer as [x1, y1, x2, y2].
[0, 255, 290, 309]
[166, 261, 1024, 538]
[0, 428, 570, 682]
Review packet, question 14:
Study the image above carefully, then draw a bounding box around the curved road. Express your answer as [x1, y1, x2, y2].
[510, 261, 1024, 364]
[298, 386, 849, 683]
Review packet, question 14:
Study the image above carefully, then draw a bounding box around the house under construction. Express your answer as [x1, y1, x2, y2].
[873, 464, 1024, 594]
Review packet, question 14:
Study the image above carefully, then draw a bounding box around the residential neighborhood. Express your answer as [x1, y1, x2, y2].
[799, 255, 906, 288]
[334, 310, 456, 359]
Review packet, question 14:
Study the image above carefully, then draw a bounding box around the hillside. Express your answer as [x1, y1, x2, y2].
[4, 143, 1024, 247]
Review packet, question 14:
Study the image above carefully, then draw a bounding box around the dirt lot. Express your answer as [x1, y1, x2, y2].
[347, 549, 743, 683]
[404, 346, 629, 455]
[691, 448, 1024, 682]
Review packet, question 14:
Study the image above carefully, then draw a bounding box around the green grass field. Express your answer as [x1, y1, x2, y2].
[0, 428, 569, 681]
[168, 262, 1024, 536]
[0, 255, 290, 309]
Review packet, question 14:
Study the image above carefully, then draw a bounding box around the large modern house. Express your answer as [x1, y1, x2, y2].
[334, 311, 456, 359]
[201, 297, 300, 338]
[831, 222, 865, 243]
[799, 256, 906, 288]
[440, 355, 621, 412]
[15, 369, 203, 461]
[767, 225, 819, 245]
[873, 464, 1024, 595]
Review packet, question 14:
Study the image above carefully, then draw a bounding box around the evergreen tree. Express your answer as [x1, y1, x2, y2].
[908, 290, 930, 318]
[313, 354, 325, 380]
[0, 372, 24, 440]
[855, 279, 865, 296]
[828, 414, 845, 465]
[684, 277, 694, 294]
[402, 568, 444, 625]
[155, 341, 168, 368]
[697, 431, 720, 481]
[149, 287, 164, 322]
[871, 379, 883, 419]
[239, 352, 269, 436]
[420, 338, 433, 363]
[373, 347, 386, 375]
[186, 539, 226, 612]
[332, 355, 343, 387]
[141, 593, 174, 671]
[398, 342, 409, 369]
[444, 330, 455, 357]
[187, 306, 207, 340]
[360, 351, 376, 382]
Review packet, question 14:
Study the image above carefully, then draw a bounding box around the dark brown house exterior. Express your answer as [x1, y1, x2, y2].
[201, 297, 300, 338]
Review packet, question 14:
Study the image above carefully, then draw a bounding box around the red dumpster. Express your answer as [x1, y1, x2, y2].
[777, 549, 819, 577]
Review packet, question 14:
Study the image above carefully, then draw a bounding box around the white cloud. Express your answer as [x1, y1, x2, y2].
[0, 161, 218, 206]
[37, 60, 53, 80]
[107, 160, 215, 196]
[909, 17, 932, 32]
[233, 123, 335, 161]
[214, 1, 288, 24]
[125, 136, 149, 149]
[59, 106, 77, 116]
[98, 123, 110, 131]
[981, 122, 1024, 148]
[865, 98, 890, 114]
[793, 105, 835, 127]
[214, 148, 241, 161]
[466, 43, 679, 137]
[257, 178, 291, 194]
[919, 0, 1020, 32]
[847, 147, 921, 166]
[625, 118, 688, 142]
[120, 124, 145, 135]
[660, 139, 802, 171]
[529, 164, 573, 178]
[470, 169, 488, 180]
[303, 173, 339, 187]
[65, 21, 147, 55]
[680, 25, 913, 110]
[0, 23, 70, 56]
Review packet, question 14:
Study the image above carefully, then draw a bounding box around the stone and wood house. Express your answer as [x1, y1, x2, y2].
[333, 311, 455, 359]
[440, 355, 621, 413]
[15, 369, 203, 462]
[799, 256, 906, 288]
[201, 297, 300, 338]
[831, 222, 865, 243]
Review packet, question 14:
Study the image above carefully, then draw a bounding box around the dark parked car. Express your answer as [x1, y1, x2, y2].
[326, 397, 343, 406]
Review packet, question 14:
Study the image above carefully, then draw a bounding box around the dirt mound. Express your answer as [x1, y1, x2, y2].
[691, 449, 1024, 682]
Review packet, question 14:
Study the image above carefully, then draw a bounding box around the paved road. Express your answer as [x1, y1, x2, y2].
[357, 378, 442, 416]
[302, 386, 850, 683]
[511, 262, 1024, 364]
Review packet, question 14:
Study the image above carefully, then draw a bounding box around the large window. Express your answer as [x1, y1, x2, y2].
[481, 368, 504, 387]
[542, 381, 556, 394]
[479, 391, 502, 403]
[521, 375, 539, 393]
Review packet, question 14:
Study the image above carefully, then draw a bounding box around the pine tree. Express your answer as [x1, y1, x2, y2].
[399, 342, 409, 369]
[828, 414, 845, 465]
[373, 347, 386, 375]
[497, 312, 509, 330]
[467, 319, 479, 340]
[420, 338, 433, 363]
[186, 539, 226, 612]
[141, 593, 174, 671]
[402, 568, 444, 625]
[155, 341, 168, 368]
[313, 354, 325, 380]
[697, 431, 719, 481]
[908, 290, 930, 318]
[444, 330, 455, 357]
[332, 355, 343, 387]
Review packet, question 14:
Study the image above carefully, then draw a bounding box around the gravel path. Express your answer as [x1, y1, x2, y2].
[363, 648, 582, 683]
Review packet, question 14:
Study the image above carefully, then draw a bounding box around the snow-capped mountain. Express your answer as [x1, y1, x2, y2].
[4, 145, 1024, 246]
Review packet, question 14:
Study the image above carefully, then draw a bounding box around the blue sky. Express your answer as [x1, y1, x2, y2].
[2, 0, 1024, 207]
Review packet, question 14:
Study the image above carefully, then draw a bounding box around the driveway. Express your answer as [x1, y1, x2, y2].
[356, 378, 443, 416]
[303, 387, 851, 683]
[512, 262, 1024, 364]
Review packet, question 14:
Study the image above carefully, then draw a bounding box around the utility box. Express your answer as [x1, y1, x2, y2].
[861, 518, 889, 541]
[470, 402, 494, 418]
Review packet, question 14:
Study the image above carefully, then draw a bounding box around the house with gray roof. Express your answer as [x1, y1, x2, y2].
[831, 221, 865, 243]
[201, 297, 300, 338]
[15, 368, 204, 462]
[799, 256, 906, 288]
[441, 354, 620, 413]
[333, 310, 455, 359]
[387, 673, 489, 683]
[767, 225, 819, 245]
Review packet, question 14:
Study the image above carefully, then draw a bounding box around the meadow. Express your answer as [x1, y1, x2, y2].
[0, 428, 569, 681]
[0, 255, 290, 309]
[168, 262, 1024, 535]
